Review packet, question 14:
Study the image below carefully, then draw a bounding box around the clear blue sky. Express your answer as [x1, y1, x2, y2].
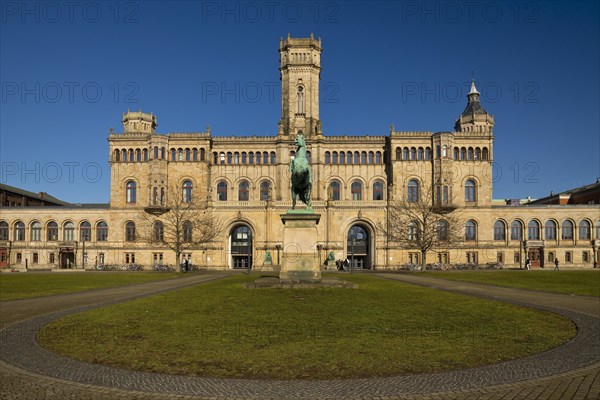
[1, 0, 599, 203]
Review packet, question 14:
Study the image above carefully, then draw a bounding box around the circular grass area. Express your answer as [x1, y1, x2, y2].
[38, 274, 576, 379]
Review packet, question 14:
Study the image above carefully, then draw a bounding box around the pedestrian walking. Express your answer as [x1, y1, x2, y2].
[525, 257, 530, 270]
[554, 258, 559, 271]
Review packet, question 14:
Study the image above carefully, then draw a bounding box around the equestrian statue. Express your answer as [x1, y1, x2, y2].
[290, 134, 312, 210]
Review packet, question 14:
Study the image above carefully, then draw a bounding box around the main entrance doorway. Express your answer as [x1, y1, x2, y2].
[528, 248, 543, 268]
[60, 249, 75, 269]
[347, 225, 370, 269]
[0, 248, 8, 268]
[230, 225, 252, 269]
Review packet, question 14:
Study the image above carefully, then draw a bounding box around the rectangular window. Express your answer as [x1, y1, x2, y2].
[565, 251, 572, 263]
[437, 252, 449, 264]
[153, 253, 163, 265]
[466, 252, 478, 265]
[582, 251, 589, 263]
[548, 252, 555, 262]
[125, 253, 135, 264]
[16, 253, 22, 264]
[33, 253, 39, 263]
[514, 252, 520, 263]
[99, 253, 104, 265]
[408, 253, 419, 265]
[497, 252, 503, 263]
[49, 253, 55, 263]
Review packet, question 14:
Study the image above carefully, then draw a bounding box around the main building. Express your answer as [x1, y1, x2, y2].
[1, 36, 598, 270]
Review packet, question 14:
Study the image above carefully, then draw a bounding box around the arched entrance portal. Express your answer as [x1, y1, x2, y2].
[230, 225, 253, 269]
[347, 225, 370, 269]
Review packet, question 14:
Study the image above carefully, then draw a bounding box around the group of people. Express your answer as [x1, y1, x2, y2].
[524, 257, 559, 270]
[324, 257, 351, 271]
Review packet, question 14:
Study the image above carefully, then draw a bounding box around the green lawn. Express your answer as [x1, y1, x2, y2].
[418, 270, 600, 297]
[39, 274, 575, 380]
[0, 272, 180, 301]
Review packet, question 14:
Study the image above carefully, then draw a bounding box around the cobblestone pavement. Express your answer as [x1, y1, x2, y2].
[0, 272, 598, 400]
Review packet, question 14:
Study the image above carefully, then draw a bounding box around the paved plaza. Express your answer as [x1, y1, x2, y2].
[0, 272, 598, 400]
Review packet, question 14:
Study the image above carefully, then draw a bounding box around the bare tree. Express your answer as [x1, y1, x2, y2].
[378, 185, 463, 271]
[138, 186, 223, 269]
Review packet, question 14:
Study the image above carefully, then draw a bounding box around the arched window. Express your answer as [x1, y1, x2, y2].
[154, 146, 159, 159]
[510, 220, 523, 240]
[152, 187, 158, 206]
[264, 152, 269, 164]
[562, 220, 574, 240]
[361, 151, 367, 164]
[63, 222, 74, 241]
[121, 149, 127, 162]
[153, 221, 164, 242]
[460, 147, 466, 160]
[354, 151, 360, 164]
[468, 147, 474, 160]
[407, 179, 419, 203]
[437, 220, 448, 241]
[241, 152, 247, 164]
[135, 149, 141, 161]
[13, 221, 25, 241]
[80, 221, 92, 241]
[193, 148, 198, 161]
[260, 181, 271, 201]
[417, 148, 423, 160]
[494, 220, 506, 241]
[125, 221, 136, 242]
[545, 220, 557, 240]
[373, 180, 384, 201]
[579, 220, 591, 240]
[425, 147, 431, 160]
[527, 220, 540, 240]
[227, 152, 233, 164]
[128, 149, 134, 161]
[171, 148, 176, 161]
[178, 148, 184, 161]
[340, 152, 346, 164]
[297, 85, 304, 113]
[234, 152, 240, 164]
[249, 152, 255, 164]
[368, 151, 374, 164]
[329, 180, 341, 201]
[0, 221, 8, 241]
[143, 148, 148, 161]
[161, 147, 166, 159]
[410, 147, 416, 160]
[465, 179, 476, 202]
[29, 221, 41, 241]
[454, 147, 459, 160]
[217, 181, 228, 201]
[436, 145, 441, 158]
[403, 147, 409, 160]
[256, 152, 262, 164]
[375, 151, 382, 164]
[332, 151, 338, 164]
[351, 181, 362, 200]
[325, 151, 331, 164]
[482, 147, 489, 160]
[160, 188, 165, 205]
[114, 149, 120, 162]
[182, 180, 193, 203]
[183, 221, 193, 242]
[126, 181, 137, 203]
[395, 147, 401, 161]
[238, 180, 250, 201]
[465, 220, 477, 241]
[408, 221, 419, 241]
[97, 222, 108, 241]
[200, 148, 206, 161]
[47, 221, 58, 241]
[475, 147, 481, 160]
[185, 148, 191, 161]
[442, 145, 447, 158]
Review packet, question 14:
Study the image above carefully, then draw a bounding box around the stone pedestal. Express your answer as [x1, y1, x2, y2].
[279, 212, 321, 283]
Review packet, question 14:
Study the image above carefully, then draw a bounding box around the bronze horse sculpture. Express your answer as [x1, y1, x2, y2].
[290, 134, 312, 209]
